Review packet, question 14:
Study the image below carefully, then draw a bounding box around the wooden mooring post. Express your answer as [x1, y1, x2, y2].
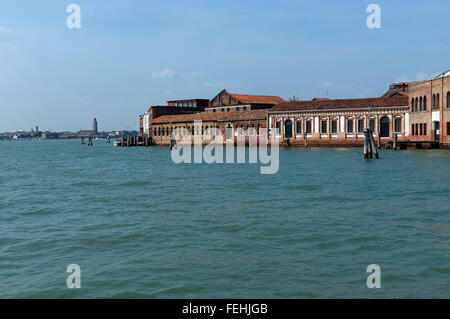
[364, 129, 379, 159]
[393, 133, 398, 150]
[364, 129, 370, 159]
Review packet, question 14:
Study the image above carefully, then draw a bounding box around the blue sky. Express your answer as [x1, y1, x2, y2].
[0, 0, 449, 132]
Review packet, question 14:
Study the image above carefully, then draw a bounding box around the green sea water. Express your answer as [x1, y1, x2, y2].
[0, 139, 449, 298]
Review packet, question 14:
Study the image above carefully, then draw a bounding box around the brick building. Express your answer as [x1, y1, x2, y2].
[139, 71, 450, 148]
[167, 99, 209, 108]
[150, 109, 267, 145]
[407, 70, 450, 146]
[206, 89, 284, 113]
[140, 100, 206, 137]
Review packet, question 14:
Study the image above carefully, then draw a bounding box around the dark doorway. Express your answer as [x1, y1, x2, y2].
[380, 117, 390, 137]
[285, 120, 293, 139]
[433, 121, 440, 141]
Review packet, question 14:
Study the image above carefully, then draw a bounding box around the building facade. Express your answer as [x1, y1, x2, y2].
[150, 110, 267, 145]
[268, 97, 410, 146]
[167, 99, 209, 108]
[140, 104, 206, 138]
[407, 71, 450, 146]
[206, 89, 284, 113]
[139, 71, 450, 148]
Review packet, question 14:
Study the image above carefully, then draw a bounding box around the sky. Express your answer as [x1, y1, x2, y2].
[0, 0, 449, 132]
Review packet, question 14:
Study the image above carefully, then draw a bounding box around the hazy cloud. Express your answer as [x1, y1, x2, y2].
[395, 72, 431, 83]
[151, 68, 175, 79]
[319, 81, 333, 88]
[0, 25, 14, 36]
[415, 72, 427, 81]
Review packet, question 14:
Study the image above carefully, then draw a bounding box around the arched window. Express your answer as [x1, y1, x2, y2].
[158, 127, 161, 136]
[432, 94, 436, 108]
[419, 97, 423, 111]
[437, 93, 440, 107]
[423, 96, 427, 111]
[415, 97, 419, 111]
[447, 92, 450, 109]
[380, 117, 390, 137]
[411, 98, 414, 111]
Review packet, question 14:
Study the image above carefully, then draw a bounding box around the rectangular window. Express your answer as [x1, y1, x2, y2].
[447, 122, 450, 136]
[358, 119, 364, 133]
[331, 120, 338, 134]
[395, 118, 402, 133]
[306, 121, 312, 134]
[415, 124, 419, 135]
[412, 124, 415, 135]
[423, 123, 427, 135]
[296, 121, 302, 134]
[347, 119, 353, 133]
[275, 121, 281, 135]
[369, 119, 375, 132]
[419, 123, 423, 135]
[321, 120, 327, 134]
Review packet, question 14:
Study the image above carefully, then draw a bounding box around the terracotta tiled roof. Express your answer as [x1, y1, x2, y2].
[270, 97, 409, 112]
[230, 94, 285, 105]
[152, 109, 267, 124]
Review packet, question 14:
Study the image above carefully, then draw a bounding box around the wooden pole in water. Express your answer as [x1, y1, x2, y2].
[363, 129, 369, 159]
[393, 133, 398, 150]
[369, 129, 379, 159]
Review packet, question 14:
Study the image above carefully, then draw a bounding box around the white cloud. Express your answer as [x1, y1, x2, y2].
[415, 72, 427, 81]
[151, 68, 175, 79]
[0, 25, 14, 37]
[395, 72, 430, 83]
[394, 75, 410, 83]
[319, 81, 333, 88]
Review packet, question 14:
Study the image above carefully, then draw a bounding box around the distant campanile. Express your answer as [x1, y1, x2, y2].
[93, 118, 98, 134]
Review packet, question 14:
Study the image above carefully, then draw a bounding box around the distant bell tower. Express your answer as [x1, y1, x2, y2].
[93, 118, 98, 134]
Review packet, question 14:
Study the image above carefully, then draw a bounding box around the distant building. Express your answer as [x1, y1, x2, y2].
[140, 103, 206, 138]
[93, 118, 98, 134]
[77, 130, 94, 138]
[41, 132, 58, 139]
[167, 99, 209, 108]
[206, 89, 285, 113]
